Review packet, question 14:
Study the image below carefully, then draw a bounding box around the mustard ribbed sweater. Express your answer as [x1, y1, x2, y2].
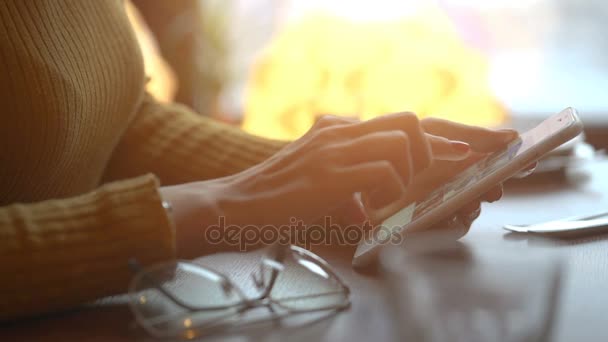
[0, 0, 284, 319]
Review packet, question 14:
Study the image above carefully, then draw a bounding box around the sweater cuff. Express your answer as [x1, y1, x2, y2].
[0, 174, 175, 318]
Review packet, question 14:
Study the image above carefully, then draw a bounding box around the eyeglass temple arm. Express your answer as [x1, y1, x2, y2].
[128, 258, 227, 312]
[129, 259, 253, 313]
[288, 246, 352, 296]
[255, 244, 353, 299]
[316, 262, 351, 296]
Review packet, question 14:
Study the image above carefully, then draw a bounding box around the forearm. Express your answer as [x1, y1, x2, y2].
[103, 93, 288, 185]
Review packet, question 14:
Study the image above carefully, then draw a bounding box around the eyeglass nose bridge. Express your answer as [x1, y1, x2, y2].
[219, 277, 235, 296]
[251, 258, 285, 290]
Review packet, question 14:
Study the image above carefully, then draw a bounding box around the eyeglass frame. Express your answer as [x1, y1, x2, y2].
[127, 244, 351, 338]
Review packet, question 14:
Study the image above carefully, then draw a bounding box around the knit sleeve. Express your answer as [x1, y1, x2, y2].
[102, 93, 288, 185]
[0, 174, 175, 319]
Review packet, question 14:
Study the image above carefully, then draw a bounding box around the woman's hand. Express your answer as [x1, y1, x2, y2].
[161, 113, 527, 257]
[223, 113, 470, 224]
[365, 117, 520, 238]
[161, 113, 475, 256]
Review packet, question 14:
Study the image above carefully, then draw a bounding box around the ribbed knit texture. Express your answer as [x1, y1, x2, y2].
[0, 0, 145, 202]
[102, 93, 286, 185]
[0, 175, 175, 319]
[0, 0, 286, 319]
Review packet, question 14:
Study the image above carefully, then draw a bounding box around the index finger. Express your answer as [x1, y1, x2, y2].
[329, 112, 432, 174]
[426, 134, 471, 161]
[422, 118, 518, 153]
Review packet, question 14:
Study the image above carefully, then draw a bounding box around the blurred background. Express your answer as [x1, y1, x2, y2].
[127, 0, 608, 146]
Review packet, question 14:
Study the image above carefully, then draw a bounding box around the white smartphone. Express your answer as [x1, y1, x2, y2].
[353, 107, 584, 268]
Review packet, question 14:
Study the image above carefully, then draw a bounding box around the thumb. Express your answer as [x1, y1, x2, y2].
[427, 134, 472, 161]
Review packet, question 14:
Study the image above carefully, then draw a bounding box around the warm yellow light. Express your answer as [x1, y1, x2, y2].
[243, 7, 506, 140]
[184, 329, 196, 340]
[138, 295, 147, 305]
[183, 318, 193, 328]
[125, 1, 176, 103]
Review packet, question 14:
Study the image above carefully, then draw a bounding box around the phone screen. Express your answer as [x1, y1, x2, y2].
[378, 114, 574, 234]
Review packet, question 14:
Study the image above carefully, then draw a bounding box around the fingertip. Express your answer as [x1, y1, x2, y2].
[340, 197, 368, 226]
[525, 161, 539, 171]
[458, 200, 481, 216]
[451, 141, 471, 154]
[442, 141, 472, 161]
[497, 129, 519, 143]
[484, 185, 503, 203]
[469, 206, 481, 220]
[429, 135, 472, 161]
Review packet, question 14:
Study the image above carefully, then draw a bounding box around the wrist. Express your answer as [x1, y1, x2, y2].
[159, 178, 240, 257]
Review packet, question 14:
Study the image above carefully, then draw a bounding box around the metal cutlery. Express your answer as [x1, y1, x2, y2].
[503, 210, 608, 237]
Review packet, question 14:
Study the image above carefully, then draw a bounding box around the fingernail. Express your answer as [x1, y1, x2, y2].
[451, 141, 471, 154]
[498, 129, 519, 143]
